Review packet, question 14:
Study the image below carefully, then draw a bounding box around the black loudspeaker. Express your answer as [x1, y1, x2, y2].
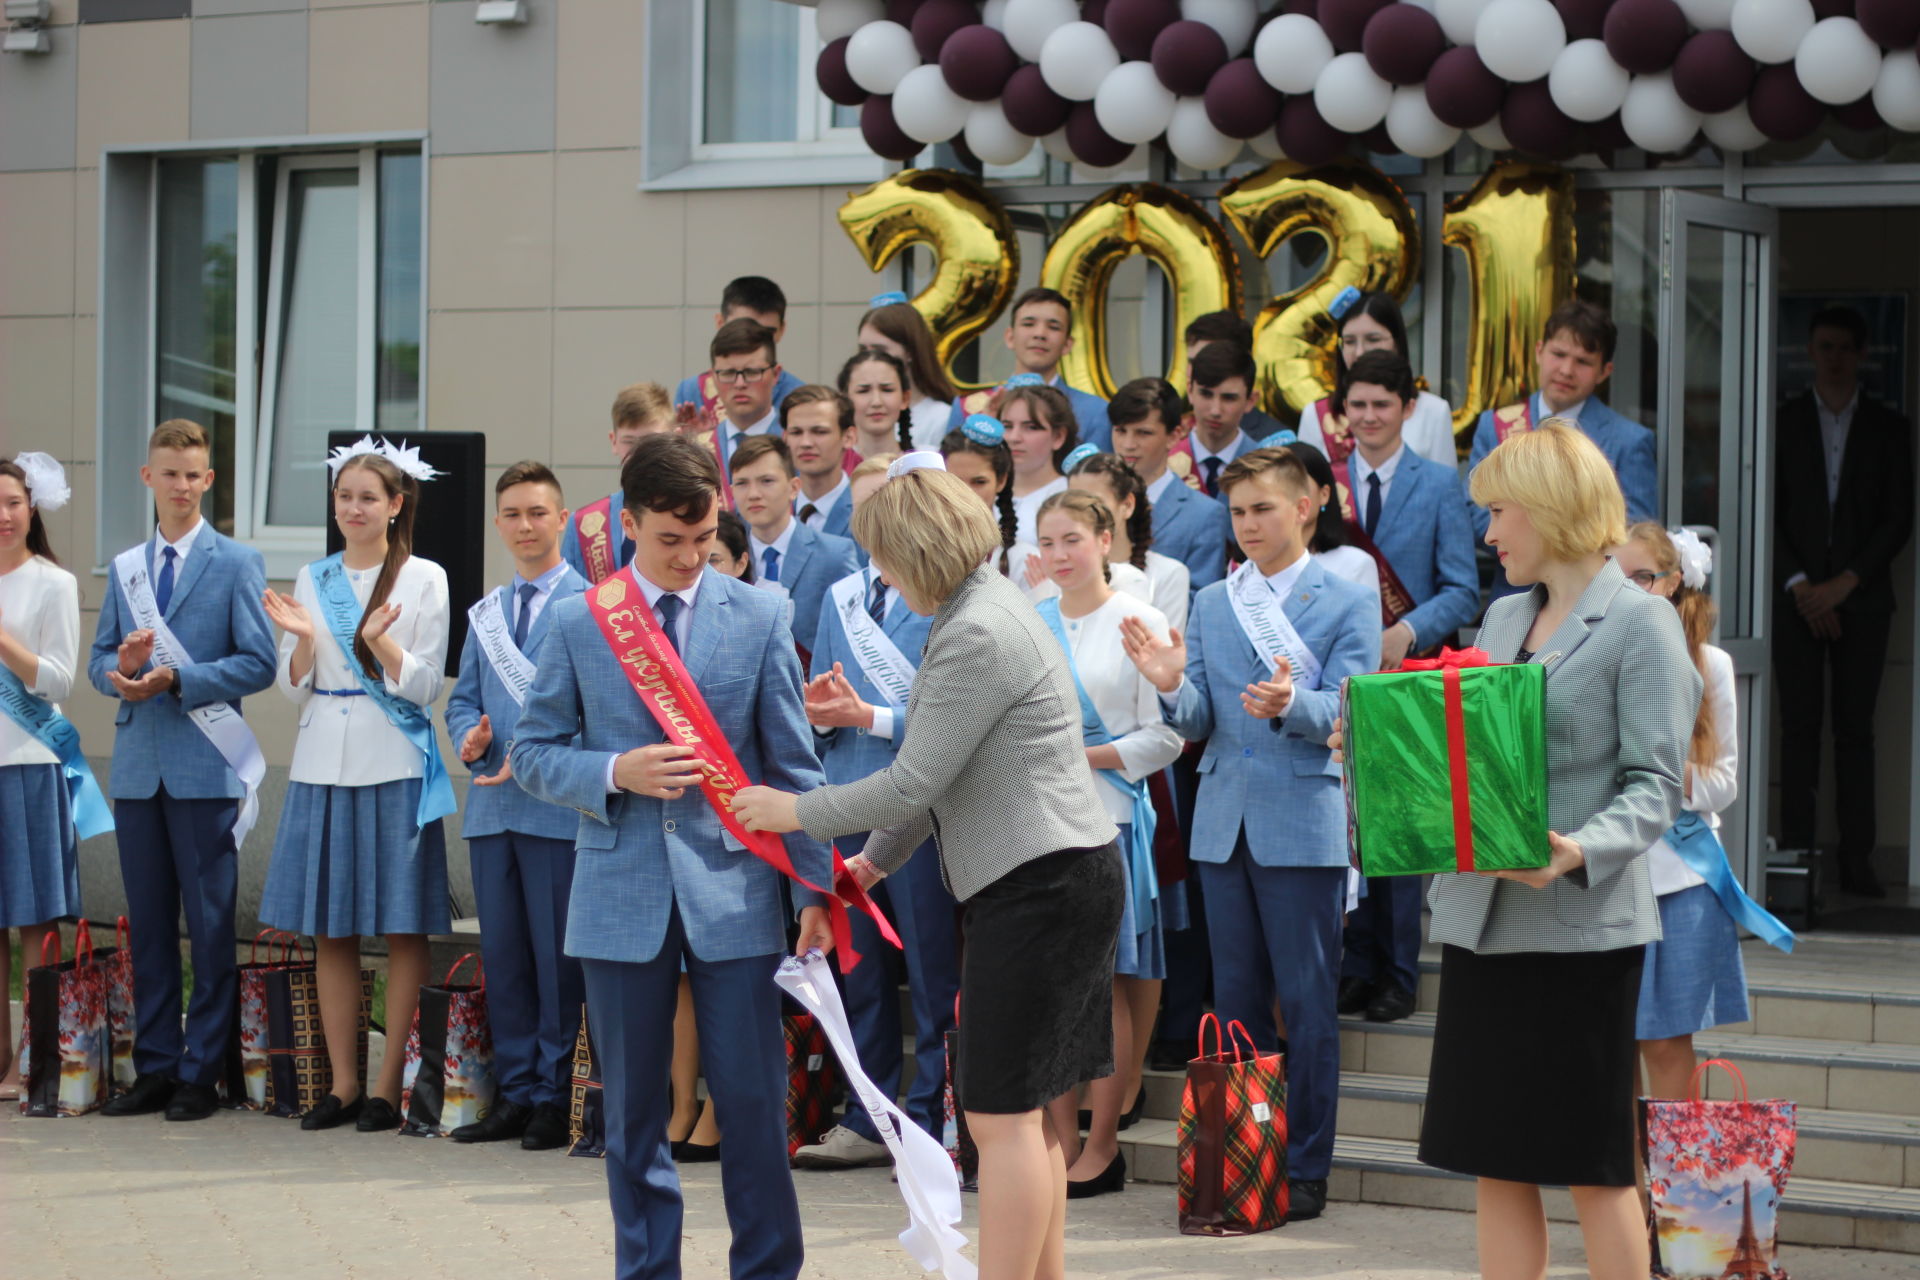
[325, 431, 487, 677]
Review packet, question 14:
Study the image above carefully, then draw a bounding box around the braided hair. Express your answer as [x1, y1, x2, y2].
[1067, 452, 1152, 570]
[941, 427, 1019, 576]
[836, 348, 916, 452]
[1036, 487, 1116, 585]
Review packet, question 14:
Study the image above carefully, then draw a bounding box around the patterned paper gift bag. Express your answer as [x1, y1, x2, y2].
[20, 922, 110, 1118]
[400, 953, 497, 1137]
[1643, 1059, 1797, 1280]
[1177, 1013, 1290, 1236]
[263, 945, 372, 1119]
[224, 930, 297, 1111]
[784, 1011, 837, 1158]
[98, 915, 137, 1095]
[567, 1006, 607, 1159]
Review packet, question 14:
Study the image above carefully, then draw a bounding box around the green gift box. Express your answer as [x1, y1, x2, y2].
[1341, 651, 1550, 877]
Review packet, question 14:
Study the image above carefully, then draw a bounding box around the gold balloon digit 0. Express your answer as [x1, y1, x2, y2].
[837, 169, 1019, 396]
[1040, 185, 1242, 398]
[1440, 162, 1577, 440]
[1220, 160, 1421, 417]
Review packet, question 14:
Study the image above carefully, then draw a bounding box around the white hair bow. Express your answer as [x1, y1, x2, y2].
[886, 451, 947, 480]
[326, 434, 444, 484]
[1669, 527, 1712, 591]
[12, 452, 71, 512]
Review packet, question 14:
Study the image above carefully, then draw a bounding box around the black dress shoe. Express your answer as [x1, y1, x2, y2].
[1065, 1151, 1126, 1199]
[356, 1096, 401, 1132]
[672, 1137, 721, 1163]
[1336, 976, 1376, 1018]
[104, 1073, 176, 1116]
[450, 1100, 533, 1144]
[300, 1093, 364, 1131]
[1288, 1177, 1328, 1221]
[522, 1101, 570, 1151]
[164, 1082, 219, 1122]
[1365, 983, 1416, 1024]
[1116, 1087, 1147, 1132]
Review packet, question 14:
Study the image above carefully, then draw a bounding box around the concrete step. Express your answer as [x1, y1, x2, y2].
[1111, 1125, 1920, 1255]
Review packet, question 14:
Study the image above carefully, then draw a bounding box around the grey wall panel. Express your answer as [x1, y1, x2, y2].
[79, 0, 189, 20]
[0, 34, 78, 172]
[189, 11, 307, 140]
[194, 0, 305, 14]
[428, 0, 554, 156]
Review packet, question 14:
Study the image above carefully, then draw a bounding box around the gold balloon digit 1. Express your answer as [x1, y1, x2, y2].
[1440, 161, 1577, 439]
[837, 169, 1020, 396]
[1040, 185, 1242, 399]
[1220, 160, 1421, 417]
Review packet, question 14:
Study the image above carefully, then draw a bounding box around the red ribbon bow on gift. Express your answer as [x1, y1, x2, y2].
[1399, 646, 1492, 872]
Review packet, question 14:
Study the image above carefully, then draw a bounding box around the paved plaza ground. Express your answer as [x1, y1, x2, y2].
[5, 1100, 1915, 1280]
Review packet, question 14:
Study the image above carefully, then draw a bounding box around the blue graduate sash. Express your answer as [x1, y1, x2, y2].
[1036, 597, 1158, 930]
[310, 554, 457, 828]
[0, 664, 113, 841]
[1665, 811, 1795, 953]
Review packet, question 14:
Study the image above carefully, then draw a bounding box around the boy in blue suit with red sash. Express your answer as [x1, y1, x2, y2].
[513, 433, 835, 1280]
[562, 382, 675, 584]
[445, 460, 589, 1150]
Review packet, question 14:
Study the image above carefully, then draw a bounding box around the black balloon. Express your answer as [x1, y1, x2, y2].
[1321, 0, 1393, 54]
[1003, 63, 1073, 136]
[1672, 30, 1755, 115]
[941, 26, 1020, 102]
[1501, 78, 1583, 160]
[1105, 0, 1182, 61]
[862, 96, 925, 162]
[1205, 58, 1285, 138]
[1554, 0, 1612, 41]
[910, 0, 978, 62]
[1833, 94, 1884, 132]
[1363, 4, 1446, 87]
[1066, 101, 1135, 167]
[1425, 45, 1506, 128]
[1858, 0, 1920, 50]
[1277, 95, 1350, 166]
[1151, 20, 1231, 96]
[1748, 63, 1825, 141]
[1588, 113, 1632, 152]
[817, 38, 870, 108]
[886, 0, 924, 26]
[1809, 0, 1857, 17]
[1603, 0, 1689, 76]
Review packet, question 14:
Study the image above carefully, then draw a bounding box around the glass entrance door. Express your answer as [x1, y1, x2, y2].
[1658, 190, 1778, 895]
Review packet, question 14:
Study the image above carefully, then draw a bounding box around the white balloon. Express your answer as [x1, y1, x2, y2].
[1548, 39, 1632, 122]
[844, 20, 920, 97]
[1254, 14, 1335, 94]
[1796, 18, 1885, 107]
[1730, 0, 1815, 66]
[1435, 0, 1494, 47]
[1474, 0, 1567, 85]
[816, 0, 886, 44]
[982, 0, 1011, 33]
[1095, 61, 1178, 144]
[1673, 0, 1737, 30]
[1040, 21, 1121, 102]
[1468, 117, 1512, 150]
[1702, 102, 1769, 151]
[1873, 50, 1920, 133]
[1314, 52, 1395, 133]
[893, 63, 972, 143]
[1181, 0, 1258, 57]
[1002, 0, 1081, 62]
[1041, 127, 1077, 162]
[1621, 72, 1703, 153]
[965, 101, 1036, 165]
[1167, 95, 1245, 168]
[1247, 126, 1289, 160]
[1385, 86, 1463, 157]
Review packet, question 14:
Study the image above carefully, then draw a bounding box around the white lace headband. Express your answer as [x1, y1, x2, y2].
[887, 451, 947, 480]
[11, 452, 70, 512]
[326, 435, 443, 484]
[1669, 527, 1712, 591]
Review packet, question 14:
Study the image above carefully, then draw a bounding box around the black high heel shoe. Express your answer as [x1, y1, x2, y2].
[300, 1092, 364, 1132]
[1116, 1088, 1147, 1132]
[1065, 1151, 1126, 1199]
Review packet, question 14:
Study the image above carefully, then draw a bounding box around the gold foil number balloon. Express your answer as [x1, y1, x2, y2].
[1440, 162, 1576, 439]
[1220, 160, 1420, 417]
[1040, 185, 1243, 398]
[837, 169, 1019, 396]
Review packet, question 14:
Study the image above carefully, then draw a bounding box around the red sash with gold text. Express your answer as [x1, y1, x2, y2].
[1314, 397, 1355, 467]
[1493, 398, 1533, 443]
[585, 570, 899, 972]
[696, 373, 737, 511]
[1329, 452, 1421, 631]
[574, 497, 618, 586]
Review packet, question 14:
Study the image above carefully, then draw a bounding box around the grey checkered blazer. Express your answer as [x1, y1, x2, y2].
[1427, 558, 1701, 955]
[794, 565, 1117, 902]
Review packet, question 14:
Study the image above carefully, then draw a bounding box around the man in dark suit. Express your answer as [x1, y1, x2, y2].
[1774, 306, 1915, 898]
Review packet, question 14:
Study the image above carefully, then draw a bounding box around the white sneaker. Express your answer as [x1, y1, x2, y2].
[792, 1124, 893, 1169]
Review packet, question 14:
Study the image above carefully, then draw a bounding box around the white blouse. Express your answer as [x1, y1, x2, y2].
[1012, 475, 1068, 547]
[0, 555, 80, 768]
[1298, 389, 1458, 470]
[1141, 550, 1190, 633]
[909, 397, 958, 451]
[1058, 592, 1185, 825]
[1315, 545, 1382, 621]
[1646, 644, 1739, 896]
[279, 555, 449, 787]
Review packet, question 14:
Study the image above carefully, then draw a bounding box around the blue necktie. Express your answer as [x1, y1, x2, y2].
[867, 577, 888, 625]
[512, 582, 538, 649]
[1364, 473, 1383, 538]
[155, 545, 177, 615]
[1201, 456, 1223, 498]
[762, 546, 781, 583]
[654, 592, 683, 652]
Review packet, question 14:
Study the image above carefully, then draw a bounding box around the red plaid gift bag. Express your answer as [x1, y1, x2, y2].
[784, 1011, 837, 1158]
[1177, 1014, 1289, 1235]
[1643, 1059, 1798, 1279]
[20, 923, 111, 1117]
[100, 916, 136, 1095]
[400, 953, 497, 1137]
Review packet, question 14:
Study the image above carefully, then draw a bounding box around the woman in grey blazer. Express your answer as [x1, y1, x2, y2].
[734, 454, 1122, 1280]
[1343, 423, 1698, 1280]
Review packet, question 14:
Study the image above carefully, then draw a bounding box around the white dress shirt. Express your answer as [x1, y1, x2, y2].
[1060, 592, 1185, 825]
[1189, 431, 1252, 495]
[749, 515, 799, 582]
[604, 568, 702, 793]
[1645, 644, 1739, 896]
[0, 555, 81, 767]
[1348, 444, 1406, 528]
[1011, 475, 1068, 547]
[1298, 390, 1457, 469]
[280, 555, 450, 787]
[722, 409, 780, 469]
[152, 516, 207, 579]
[1816, 386, 1858, 507]
[796, 473, 850, 531]
[511, 560, 572, 637]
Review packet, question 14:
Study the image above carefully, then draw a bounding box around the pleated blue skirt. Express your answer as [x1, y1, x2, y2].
[0, 763, 80, 927]
[1635, 882, 1750, 1041]
[261, 779, 449, 938]
[1113, 824, 1187, 981]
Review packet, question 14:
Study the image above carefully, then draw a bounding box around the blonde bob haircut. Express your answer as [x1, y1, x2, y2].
[1468, 419, 1628, 561]
[852, 467, 1001, 605]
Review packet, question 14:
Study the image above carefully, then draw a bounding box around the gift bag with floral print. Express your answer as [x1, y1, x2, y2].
[20, 923, 110, 1117]
[223, 931, 296, 1110]
[400, 954, 496, 1137]
[1643, 1059, 1797, 1280]
[97, 916, 137, 1095]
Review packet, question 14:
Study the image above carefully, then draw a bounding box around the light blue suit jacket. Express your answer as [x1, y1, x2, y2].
[87, 529, 277, 801]
[559, 491, 633, 583]
[1366, 450, 1480, 646]
[1164, 559, 1377, 868]
[807, 568, 935, 787]
[766, 521, 861, 667]
[1466, 394, 1658, 539]
[1150, 476, 1234, 594]
[445, 567, 590, 841]
[818, 493, 854, 545]
[511, 568, 832, 965]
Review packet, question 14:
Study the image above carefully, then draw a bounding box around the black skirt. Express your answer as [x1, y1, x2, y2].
[1418, 943, 1646, 1187]
[955, 843, 1125, 1115]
